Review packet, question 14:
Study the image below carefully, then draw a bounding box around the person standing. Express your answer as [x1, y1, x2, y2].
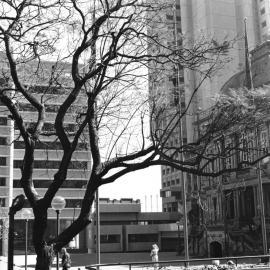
[61, 248, 71, 270]
[150, 243, 159, 270]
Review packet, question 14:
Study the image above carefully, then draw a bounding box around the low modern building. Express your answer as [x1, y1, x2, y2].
[6, 198, 182, 254]
[88, 198, 182, 253]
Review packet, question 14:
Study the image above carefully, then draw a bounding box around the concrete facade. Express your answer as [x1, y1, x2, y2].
[90, 198, 183, 253]
[0, 58, 91, 255]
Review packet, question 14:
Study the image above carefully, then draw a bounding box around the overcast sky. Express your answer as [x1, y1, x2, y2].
[99, 165, 162, 212]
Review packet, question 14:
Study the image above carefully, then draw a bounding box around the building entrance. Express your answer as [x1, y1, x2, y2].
[209, 241, 222, 257]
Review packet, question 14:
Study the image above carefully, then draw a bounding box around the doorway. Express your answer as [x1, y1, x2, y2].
[210, 241, 222, 257]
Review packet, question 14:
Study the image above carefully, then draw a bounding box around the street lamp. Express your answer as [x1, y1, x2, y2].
[257, 161, 267, 254]
[8, 194, 25, 270]
[52, 196, 66, 270]
[176, 221, 181, 255]
[21, 208, 32, 270]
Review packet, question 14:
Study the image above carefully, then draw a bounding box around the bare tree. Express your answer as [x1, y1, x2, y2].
[0, 1, 268, 269]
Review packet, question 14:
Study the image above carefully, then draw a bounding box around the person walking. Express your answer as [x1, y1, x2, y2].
[61, 248, 71, 270]
[150, 243, 159, 270]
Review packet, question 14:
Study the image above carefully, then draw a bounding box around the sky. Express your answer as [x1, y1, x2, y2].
[99, 165, 162, 212]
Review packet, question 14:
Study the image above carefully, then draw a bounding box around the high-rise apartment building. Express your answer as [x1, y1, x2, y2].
[148, 1, 187, 214]
[0, 58, 91, 255]
[156, 0, 270, 214]
[258, 0, 270, 41]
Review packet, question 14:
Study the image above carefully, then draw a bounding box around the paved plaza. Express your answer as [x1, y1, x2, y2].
[1, 252, 184, 270]
[0, 252, 266, 270]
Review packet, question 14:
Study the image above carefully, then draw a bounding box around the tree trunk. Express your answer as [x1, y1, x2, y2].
[35, 244, 54, 270]
[33, 205, 54, 270]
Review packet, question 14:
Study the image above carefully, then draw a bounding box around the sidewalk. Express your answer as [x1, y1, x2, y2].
[0, 252, 264, 270]
[2, 252, 183, 270]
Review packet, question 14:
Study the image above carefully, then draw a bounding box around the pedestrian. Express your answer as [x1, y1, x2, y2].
[150, 243, 159, 270]
[61, 248, 71, 270]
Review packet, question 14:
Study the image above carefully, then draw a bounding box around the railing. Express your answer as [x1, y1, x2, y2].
[86, 254, 270, 269]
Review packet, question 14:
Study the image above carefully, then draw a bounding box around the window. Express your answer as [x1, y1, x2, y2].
[28, 85, 70, 95]
[261, 131, 268, 154]
[14, 140, 88, 150]
[244, 186, 255, 218]
[247, 132, 255, 162]
[262, 21, 267, 27]
[0, 198, 5, 207]
[0, 157, 6, 166]
[166, 15, 173, 20]
[128, 233, 158, 243]
[13, 179, 87, 188]
[15, 122, 77, 133]
[261, 7, 265, 14]
[0, 117, 7, 125]
[61, 199, 81, 208]
[100, 234, 120, 244]
[0, 177, 5, 186]
[225, 191, 235, 219]
[0, 137, 7, 145]
[240, 134, 249, 167]
[19, 103, 36, 112]
[225, 138, 233, 169]
[213, 197, 217, 222]
[14, 160, 88, 170]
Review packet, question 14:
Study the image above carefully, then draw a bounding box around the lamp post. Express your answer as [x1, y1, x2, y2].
[176, 221, 181, 255]
[21, 208, 32, 270]
[255, 128, 268, 255]
[52, 196, 66, 270]
[257, 161, 267, 254]
[8, 194, 25, 270]
[95, 189, 100, 270]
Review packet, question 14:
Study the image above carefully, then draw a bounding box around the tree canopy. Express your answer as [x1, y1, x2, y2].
[0, 1, 268, 269]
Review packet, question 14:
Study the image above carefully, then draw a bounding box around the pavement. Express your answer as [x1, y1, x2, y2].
[0, 252, 268, 270]
[1, 252, 184, 270]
